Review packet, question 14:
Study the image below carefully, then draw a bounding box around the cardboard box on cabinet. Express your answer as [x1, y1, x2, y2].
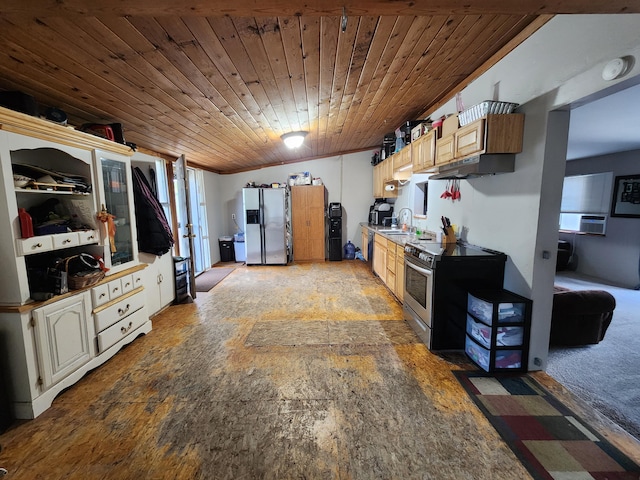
[442, 114, 459, 137]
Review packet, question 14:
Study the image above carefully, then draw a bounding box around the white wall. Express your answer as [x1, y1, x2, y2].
[202, 170, 224, 265]
[396, 14, 640, 370]
[563, 149, 640, 288]
[202, 150, 374, 263]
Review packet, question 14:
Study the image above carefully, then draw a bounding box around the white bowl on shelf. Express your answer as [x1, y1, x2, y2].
[13, 174, 33, 188]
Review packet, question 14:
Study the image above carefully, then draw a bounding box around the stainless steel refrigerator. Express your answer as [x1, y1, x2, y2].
[243, 188, 289, 265]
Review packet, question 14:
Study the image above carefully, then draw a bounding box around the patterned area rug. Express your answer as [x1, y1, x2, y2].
[454, 371, 640, 479]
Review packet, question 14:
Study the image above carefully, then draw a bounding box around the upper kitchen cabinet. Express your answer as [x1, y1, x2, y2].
[93, 150, 139, 274]
[372, 158, 398, 199]
[411, 130, 436, 173]
[435, 114, 525, 167]
[392, 144, 412, 180]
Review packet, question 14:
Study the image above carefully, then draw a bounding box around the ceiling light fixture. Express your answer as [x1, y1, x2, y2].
[281, 131, 308, 149]
[601, 56, 633, 81]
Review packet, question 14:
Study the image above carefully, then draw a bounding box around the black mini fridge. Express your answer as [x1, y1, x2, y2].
[327, 202, 342, 261]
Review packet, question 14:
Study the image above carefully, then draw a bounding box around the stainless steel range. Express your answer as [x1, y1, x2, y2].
[403, 241, 507, 351]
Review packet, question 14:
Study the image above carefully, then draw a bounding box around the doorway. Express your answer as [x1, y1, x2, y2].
[174, 166, 211, 277]
[546, 80, 640, 442]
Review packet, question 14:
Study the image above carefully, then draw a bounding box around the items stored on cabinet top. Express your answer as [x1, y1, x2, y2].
[0, 90, 134, 148]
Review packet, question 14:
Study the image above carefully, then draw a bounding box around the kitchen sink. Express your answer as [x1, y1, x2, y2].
[378, 229, 409, 235]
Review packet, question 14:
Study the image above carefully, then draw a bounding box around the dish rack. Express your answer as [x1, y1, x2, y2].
[458, 101, 519, 126]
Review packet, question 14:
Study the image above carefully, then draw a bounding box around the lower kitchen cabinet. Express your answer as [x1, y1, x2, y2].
[373, 234, 387, 279]
[32, 292, 94, 390]
[396, 243, 405, 302]
[361, 229, 369, 262]
[386, 244, 397, 292]
[369, 230, 407, 301]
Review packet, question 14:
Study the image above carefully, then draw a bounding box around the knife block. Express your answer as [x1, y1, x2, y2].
[442, 230, 457, 246]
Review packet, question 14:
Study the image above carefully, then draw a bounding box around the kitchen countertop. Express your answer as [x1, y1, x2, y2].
[360, 223, 436, 245]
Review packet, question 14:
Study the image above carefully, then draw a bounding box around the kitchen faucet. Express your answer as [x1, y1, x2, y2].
[397, 207, 413, 231]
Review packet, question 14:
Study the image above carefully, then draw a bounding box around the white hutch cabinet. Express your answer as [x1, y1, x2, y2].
[0, 107, 151, 419]
[132, 151, 175, 316]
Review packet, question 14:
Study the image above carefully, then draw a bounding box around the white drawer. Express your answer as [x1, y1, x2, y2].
[120, 274, 135, 294]
[132, 271, 144, 290]
[91, 283, 111, 308]
[96, 306, 148, 353]
[15, 235, 54, 256]
[108, 278, 123, 299]
[52, 232, 80, 249]
[78, 229, 99, 245]
[94, 290, 145, 333]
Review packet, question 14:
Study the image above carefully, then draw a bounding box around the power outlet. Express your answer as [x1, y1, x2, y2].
[231, 213, 236, 220]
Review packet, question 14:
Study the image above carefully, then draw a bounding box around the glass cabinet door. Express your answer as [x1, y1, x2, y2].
[93, 149, 138, 273]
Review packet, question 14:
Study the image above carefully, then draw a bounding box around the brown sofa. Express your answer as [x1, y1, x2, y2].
[550, 286, 616, 346]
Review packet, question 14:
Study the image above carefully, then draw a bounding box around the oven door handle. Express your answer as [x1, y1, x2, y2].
[405, 258, 433, 277]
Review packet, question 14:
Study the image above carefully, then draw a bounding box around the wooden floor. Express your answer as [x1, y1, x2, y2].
[1, 261, 638, 479]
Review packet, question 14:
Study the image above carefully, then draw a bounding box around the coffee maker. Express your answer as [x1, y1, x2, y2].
[368, 202, 393, 226]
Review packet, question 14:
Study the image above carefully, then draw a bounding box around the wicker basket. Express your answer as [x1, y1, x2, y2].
[68, 270, 105, 290]
[458, 101, 519, 126]
[62, 255, 105, 290]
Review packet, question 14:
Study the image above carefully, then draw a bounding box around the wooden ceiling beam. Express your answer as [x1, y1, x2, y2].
[1, 0, 638, 18]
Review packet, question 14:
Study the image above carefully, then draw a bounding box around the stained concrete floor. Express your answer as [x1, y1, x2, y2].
[0, 261, 638, 479]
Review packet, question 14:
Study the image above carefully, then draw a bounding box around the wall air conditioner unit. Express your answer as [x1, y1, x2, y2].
[579, 214, 607, 235]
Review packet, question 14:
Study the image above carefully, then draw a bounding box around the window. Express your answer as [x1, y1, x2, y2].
[413, 181, 428, 215]
[559, 172, 612, 234]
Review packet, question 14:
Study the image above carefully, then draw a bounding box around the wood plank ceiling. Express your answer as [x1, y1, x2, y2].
[0, 2, 636, 173]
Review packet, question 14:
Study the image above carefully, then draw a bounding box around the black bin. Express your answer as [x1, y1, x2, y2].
[219, 237, 236, 263]
[173, 256, 190, 304]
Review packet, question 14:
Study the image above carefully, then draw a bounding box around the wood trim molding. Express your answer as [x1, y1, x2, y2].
[1, 1, 637, 17]
[0, 107, 132, 155]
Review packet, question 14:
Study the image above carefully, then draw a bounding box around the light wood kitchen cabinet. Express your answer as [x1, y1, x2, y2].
[386, 244, 397, 292]
[32, 291, 94, 390]
[436, 114, 525, 167]
[373, 234, 387, 279]
[372, 158, 398, 199]
[361, 228, 369, 261]
[436, 133, 456, 166]
[291, 185, 326, 261]
[411, 130, 437, 173]
[373, 162, 383, 198]
[383, 157, 393, 182]
[396, 243, 405, 302]
[392, 144, 412, 180]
